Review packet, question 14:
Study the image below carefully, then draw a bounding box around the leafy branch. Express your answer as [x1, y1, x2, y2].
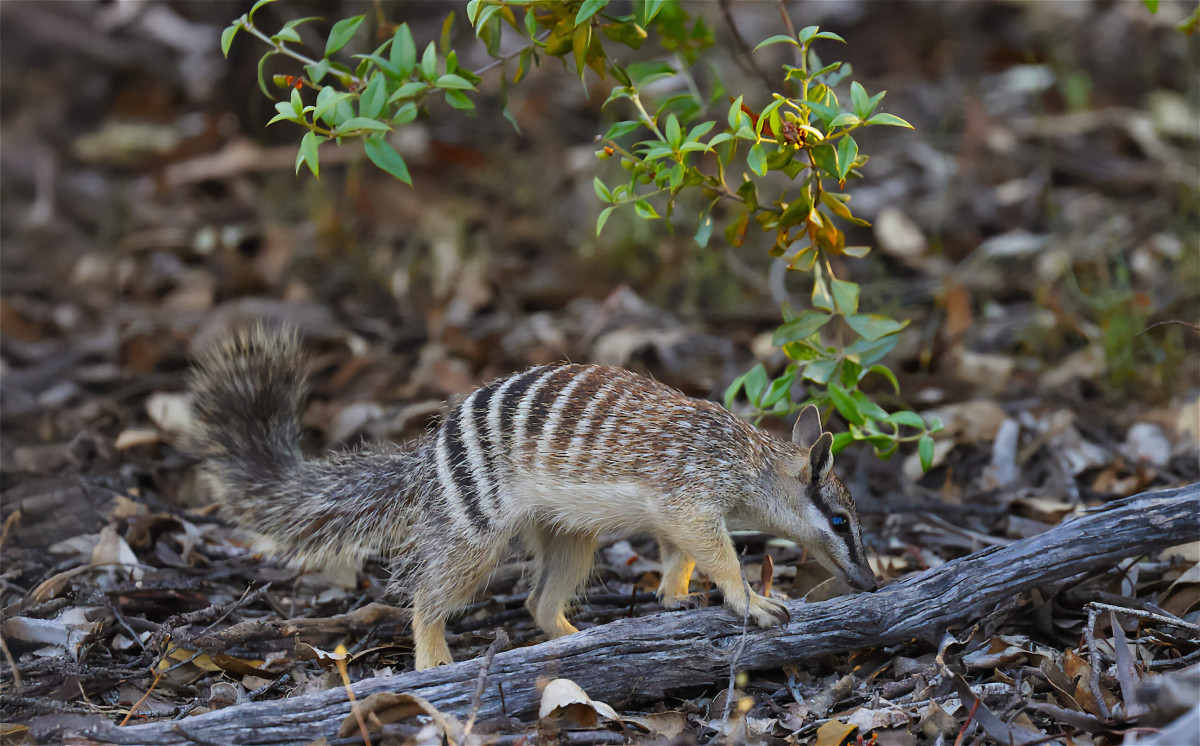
[223, 0, 942, 469]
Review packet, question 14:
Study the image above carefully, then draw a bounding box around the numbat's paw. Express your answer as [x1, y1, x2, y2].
[746, 593, 791, 627]
[658, 592, 707, 611]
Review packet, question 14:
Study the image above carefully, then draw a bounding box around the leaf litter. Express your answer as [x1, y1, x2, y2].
[1, 1, 1197, 744]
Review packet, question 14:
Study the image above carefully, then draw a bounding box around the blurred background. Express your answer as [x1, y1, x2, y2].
[1, 0, 1198, 734]
[2, 0, 1196, 486]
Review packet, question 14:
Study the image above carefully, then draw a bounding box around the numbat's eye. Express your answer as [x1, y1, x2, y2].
[831, 515, 849, 533]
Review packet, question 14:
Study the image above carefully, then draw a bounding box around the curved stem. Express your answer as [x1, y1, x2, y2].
[237, 15, 365, 87]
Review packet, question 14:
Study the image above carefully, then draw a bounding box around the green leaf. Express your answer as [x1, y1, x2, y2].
[889, 411, 926, 429]
[220, 24, 240, 57]
[421, 42, 437, 80]
[828, 383, 863, 426]
[814, 30, 845, 42]
[334, 117, 391, 134]
[304, 59, 331, 85]
[843, 245, 872, 258]
[742, 363, 769, 404]
[352, 53, 402, 80]
[664, 113, 681, 148]
[761, 372, 795, 408]
[746, 142, 767, 176]
[390, 23, 417, 76]
[724, 372, 746, 410]
[435, 73, 475, 90]
[836, 135, 858, 180]
[634, 200, 660, 219]
[248, 0, 279, 23]
[811, 143, 839, 177]
[572, 22, 590, 80]
[727, 94, 745, 128]
[861, 364, 900, 394]
[850, 390, 889, 420]
[918, 434, 934, 472]
[694, 211, 713, 248]
[845, 314, 909, 342]
[803, 97, 838, 125]
[595, 206, 615, 236]
[641, 0, 666, 25]
[325, 15, 365, 57]
[359, 74, 387, 119]
[866, 112, 913, 128]
[753, 34, 801, 52]
[389, 81, 429, 103]
[829, 112, 860, 128]
[444, 90, 475, 111]
[830, 431, 856, 453]
[812, 276, 834, 311]
[289, 86, 304, 116]
[602, 20, 648, 49]
[850, 81, 869, 118]
[844, 335, 898, 367]
[256, 50, 279, 98]
[605, 120, 642, 140]
[797, 25, 818, 44]
[314, 88, 351, 125]
[801, 359, 836, 384]
[296, 131, 322, 177]
[593, 176, 612, 202]
[757, 98, 786, 138]
[363, 135, 412, 185]
[830, 279, 859, 315]
[1143, 0, 1159, 11]
[708, 132, 734, 148]
[391, 102, 418, 125]
[772, 310, 831, 345]
[576, 0, 609, 25]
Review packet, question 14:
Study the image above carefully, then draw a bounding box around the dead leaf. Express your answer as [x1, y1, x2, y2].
[918, 701, 958, 739]
[145, 391, 194, 438]
[294, 642, 346, 669]
[625, 711, 686, 738]
[90, 525, 143, 583]
[336, 692, 461, 741]
[963, 636, 1032, 669]
[1013, 495, 1078, 523]
[875, 206, 928, 263]
[1109, 610, 1145, 718]
[538, 678, 620, 728]
[115, 428, 160, 450]
[846, 704, 909, 731]
[814, 718, 857, 746]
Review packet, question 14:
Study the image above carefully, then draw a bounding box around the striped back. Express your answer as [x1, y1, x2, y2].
[431, 363, 778, 534]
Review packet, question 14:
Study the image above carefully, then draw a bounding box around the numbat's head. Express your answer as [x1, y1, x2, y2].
[756, 405, 875, 592]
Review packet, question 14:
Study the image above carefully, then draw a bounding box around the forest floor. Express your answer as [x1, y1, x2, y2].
[1, 1, 1198, 744]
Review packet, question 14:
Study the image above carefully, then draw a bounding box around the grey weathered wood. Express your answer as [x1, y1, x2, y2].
[62, 483, 1199, 745]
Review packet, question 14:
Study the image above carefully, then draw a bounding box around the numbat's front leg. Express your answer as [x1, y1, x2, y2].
[656, 536, 704, 609]
[661, 516, 790, 627]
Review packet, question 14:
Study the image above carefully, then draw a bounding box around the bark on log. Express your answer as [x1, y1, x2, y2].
[65, 483, 1200, 746]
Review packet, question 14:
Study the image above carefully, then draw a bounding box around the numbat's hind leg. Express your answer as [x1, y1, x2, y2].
[524, 525, 598, 639]
[410, 540, 508, 670]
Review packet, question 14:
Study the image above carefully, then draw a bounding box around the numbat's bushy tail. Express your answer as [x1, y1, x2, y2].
[188, 324, 874, 670]
[188, 325, 434, 571]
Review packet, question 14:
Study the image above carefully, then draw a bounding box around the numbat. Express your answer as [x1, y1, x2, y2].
[189, 325, 876, 670]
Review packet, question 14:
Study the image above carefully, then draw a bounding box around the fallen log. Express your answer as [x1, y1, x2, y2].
[61, 483, 1199, 745]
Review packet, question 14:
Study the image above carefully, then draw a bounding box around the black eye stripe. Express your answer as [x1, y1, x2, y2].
[831, 515, 849, 533]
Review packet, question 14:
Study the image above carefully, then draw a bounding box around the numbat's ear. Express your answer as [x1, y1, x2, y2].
[792, 405, 823, 449]
[810, 432, 834, 482]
